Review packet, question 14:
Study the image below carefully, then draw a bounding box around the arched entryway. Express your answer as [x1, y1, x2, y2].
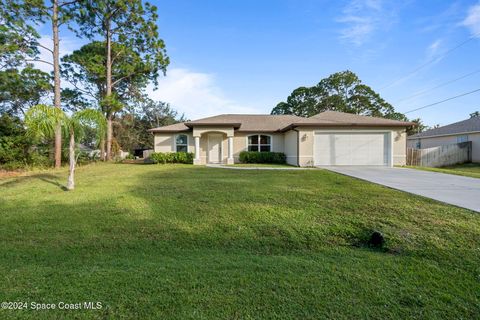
[191, 127, 235, 165]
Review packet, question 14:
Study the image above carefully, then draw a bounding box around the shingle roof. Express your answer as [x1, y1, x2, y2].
[282, 111, 414, 130]
[149, 114, 304, 132]
[148, 122, 190, 132]
[149, 111, 413, 133]
[408, 116, 480, 139]
[187, 114, 304, 131]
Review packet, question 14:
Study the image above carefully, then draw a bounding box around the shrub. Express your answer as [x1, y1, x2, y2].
[28, 151, 52, 168]
[0, 161, 26, 171]
[239, 151, 286, 164]
[0, 114, 54, 170]
[150, 152, 194, 164]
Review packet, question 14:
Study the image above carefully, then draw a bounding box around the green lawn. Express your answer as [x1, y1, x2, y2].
[407, 163, 480, 179]
[225, 163, 297, 168]
[0, 163, 479, 319]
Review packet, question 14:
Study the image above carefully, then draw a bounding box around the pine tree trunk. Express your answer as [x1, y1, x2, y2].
[100, 137, 106, 161]
[66, 130, 75, 190]
[106, 114, 113, 160]
[105, 21, 113, 161]
[52, 0, 62, 168]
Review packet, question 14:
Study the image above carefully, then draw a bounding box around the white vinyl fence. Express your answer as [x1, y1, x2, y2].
[406, 141, 472, 167]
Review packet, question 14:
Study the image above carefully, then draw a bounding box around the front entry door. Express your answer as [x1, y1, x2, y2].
[208, 134, 223, 163]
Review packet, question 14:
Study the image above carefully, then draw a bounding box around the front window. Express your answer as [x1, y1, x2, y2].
[248, 135, 271, 152]
[176, 134, 188, 152]
[457, 135, 468, 143]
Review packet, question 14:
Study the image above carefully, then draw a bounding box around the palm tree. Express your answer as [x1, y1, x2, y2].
[25, 105, 106, 190]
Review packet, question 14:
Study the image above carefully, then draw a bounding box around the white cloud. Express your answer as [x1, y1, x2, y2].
[337, 0, 387, 46]
[338, 16, 375, 46]
[147, 68, 259, 120]
[461, 2, 480, 37]
[427, 39, 443, 58]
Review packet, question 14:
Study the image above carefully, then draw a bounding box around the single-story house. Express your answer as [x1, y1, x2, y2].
[407, 116, 480, 162]
[149, 111, 414, 167]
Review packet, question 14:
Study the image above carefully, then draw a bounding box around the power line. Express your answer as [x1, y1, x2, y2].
[381, 33, 479, 90]
[404, 87, 480, 114]
[395, 69, 480, 104]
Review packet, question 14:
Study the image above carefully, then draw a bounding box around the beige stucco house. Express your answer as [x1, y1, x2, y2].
[407, 116, 480, 162]
[149, 111, 413, 167]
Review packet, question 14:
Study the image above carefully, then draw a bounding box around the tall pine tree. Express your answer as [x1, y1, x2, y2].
[72, 0, 169, 160]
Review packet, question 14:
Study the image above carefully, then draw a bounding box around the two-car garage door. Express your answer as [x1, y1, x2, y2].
[314, 132, 391, 166]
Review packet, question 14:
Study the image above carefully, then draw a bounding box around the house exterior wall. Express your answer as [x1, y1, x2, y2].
[154, 132, 194, 153]
[295, 126, 407, 167]
[393, 129, 407, 165]
[283, 130, 298, 166]
[407, 138, 420, 149]
[232, 132, 285, 162]
[407, 133, 480, 162]
[153, 126, 409, 166]
[154, 131, 285, 164]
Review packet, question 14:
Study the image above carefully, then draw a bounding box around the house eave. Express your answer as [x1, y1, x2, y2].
[280, 122, 414, 132]
[148, 128, 191, 133]
[184, 122, 242, 129]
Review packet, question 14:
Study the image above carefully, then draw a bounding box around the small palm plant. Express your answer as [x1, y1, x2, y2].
[25, 105, 106, 190]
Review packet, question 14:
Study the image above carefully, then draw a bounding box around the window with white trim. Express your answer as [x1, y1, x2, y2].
[247, 135, 271, 152]
[176, 134, 188, 152]
[457, 135, 468, 143]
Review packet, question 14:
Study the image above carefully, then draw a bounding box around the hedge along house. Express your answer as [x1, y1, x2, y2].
[148, 111, 414, 167]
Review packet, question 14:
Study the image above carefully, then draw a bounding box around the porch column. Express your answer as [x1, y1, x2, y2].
[193, 135, 201, 165]
[227, 136, 234, 164]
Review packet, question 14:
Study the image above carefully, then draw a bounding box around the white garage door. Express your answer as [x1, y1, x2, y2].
[314, 132, 390, 166]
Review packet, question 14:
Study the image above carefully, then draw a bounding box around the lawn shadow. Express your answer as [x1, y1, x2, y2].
[37, 176, 69, 191]
[0, 173, 67, 191]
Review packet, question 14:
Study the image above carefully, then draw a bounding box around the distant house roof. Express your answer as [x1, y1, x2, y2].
[408, 116, 480, 139]
[149, 111, 414, 133]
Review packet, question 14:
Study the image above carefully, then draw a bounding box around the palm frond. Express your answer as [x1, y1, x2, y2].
[25, 105, 66, 140]
[71, 108, 107, 140]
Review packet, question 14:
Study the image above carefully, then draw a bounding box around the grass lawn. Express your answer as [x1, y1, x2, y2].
[0, 163, 479, 319]
[407, 163, 480, 179]
[225, 163, 297, 168]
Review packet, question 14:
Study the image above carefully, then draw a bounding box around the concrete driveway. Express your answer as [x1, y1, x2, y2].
[321, 166, 480, 212]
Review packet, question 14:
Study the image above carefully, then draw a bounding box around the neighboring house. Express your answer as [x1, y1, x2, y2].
[407, 116, 480, 162]
[148, 111, 413, 167]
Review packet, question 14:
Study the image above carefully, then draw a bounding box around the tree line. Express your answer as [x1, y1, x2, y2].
[271, 70, 431, 135]
[0, 0, 183, 177]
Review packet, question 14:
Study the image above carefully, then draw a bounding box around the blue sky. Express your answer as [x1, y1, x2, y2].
[41, 0, 480, 126]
